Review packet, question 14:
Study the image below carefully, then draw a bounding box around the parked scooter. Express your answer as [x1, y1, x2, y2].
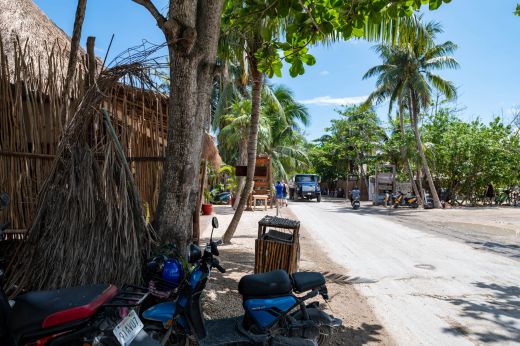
[0, 192, 158, 346]
[351, 195, 361, 210]
[212, 191, 232, 204]
[350, 187, 361, 210]
[141, 217, 341, 346]
[392, 191, 419, 208]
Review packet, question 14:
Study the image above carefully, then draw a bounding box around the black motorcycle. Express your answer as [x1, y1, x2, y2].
[0, 192, 157, 346]
[141, 217, 342, 345]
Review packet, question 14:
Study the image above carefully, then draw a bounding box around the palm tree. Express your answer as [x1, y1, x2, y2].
[363, 21, 459, 208]
[261, 85, 311, 179]
[215, 85, 310, 179]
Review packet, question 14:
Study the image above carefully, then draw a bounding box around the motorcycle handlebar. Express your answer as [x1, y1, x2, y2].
[215, 264, 226, 273]
[211, 258, 226, 273]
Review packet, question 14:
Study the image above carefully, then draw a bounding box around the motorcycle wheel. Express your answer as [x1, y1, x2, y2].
[316, 325, 332, 346]
[147, 327, 188, 346]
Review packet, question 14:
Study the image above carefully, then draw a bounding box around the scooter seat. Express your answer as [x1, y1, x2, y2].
[238, 270, 292, 298]
[291, 272, 325, 293]
[10, 284, 117, 338]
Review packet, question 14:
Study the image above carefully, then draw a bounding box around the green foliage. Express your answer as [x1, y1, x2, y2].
[222, 0, 450, 78]
[203, 188, 212, 204]
[213, 82, 311, 180]
[422, 110, 520, 197]
[363, 20, 459, 115]
[515, 4, 520, 16]
[219, 165, 239, 192]
[309, 105, 386, 183]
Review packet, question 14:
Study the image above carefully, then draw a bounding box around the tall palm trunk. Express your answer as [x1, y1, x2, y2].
[409, 92, 442, 208]
[223, 57, 263, 244]
[398, 101, 422, 204]
[233, 137, 248, 209]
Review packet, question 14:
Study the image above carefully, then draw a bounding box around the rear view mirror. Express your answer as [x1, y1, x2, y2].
[0, 193, 9, 210]
[212, 217, 219, 229]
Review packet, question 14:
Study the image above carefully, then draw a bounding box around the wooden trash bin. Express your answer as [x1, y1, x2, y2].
[254, 215, 300, 274]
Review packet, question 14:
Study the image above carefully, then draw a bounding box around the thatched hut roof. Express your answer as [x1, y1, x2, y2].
[203, 133, 222, 169]
[0, 0, 80, 79]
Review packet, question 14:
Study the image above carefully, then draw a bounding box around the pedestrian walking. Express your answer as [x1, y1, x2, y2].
[485, 183, 495, 206]
[275, 181, 284, 208]
[282, 181, 289, 207]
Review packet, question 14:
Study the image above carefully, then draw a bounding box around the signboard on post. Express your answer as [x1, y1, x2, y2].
[235, 165, 268, 177]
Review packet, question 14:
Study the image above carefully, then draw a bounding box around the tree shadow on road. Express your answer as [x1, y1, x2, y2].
[442, 281, 520, 343]
[465, 240, 520, 259]
[331, 205, 419, 217]
[332, 323, 386, 345]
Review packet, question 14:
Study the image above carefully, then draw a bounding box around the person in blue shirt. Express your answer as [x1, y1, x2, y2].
[275, 181, 284, 208]
[350, 186, 361, 201]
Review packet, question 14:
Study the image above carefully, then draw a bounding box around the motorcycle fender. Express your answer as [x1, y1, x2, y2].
[142, 302, 176, 328]
[292, 307, 342, 328]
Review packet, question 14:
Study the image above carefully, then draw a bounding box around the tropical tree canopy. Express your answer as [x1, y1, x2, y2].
[214, 83, 311, 180]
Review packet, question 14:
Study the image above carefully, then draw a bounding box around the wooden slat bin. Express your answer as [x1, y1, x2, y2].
[254, 215, 300, 274]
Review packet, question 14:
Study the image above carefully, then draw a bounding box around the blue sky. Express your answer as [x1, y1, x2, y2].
[34, 0, 520, 140]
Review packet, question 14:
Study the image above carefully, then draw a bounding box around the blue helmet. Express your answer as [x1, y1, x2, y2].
[162, 258, 184, 288]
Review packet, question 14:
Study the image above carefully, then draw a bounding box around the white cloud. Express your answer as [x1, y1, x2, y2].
[299, 95, 368, 106]
[319, 70, 330, 76]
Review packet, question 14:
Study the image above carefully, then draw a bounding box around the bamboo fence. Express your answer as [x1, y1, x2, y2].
[0, 35, 168, 233]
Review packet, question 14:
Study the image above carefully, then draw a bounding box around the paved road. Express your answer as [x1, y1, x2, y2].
[289, 198, 520, 345]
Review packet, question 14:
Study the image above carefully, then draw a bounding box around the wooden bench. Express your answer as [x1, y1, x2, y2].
[252, 194, 269, 211]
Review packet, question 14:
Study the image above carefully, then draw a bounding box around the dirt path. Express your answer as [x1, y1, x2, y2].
[321, 198, 520, 260]
[199, 205, 394, 345]
[289, 198, 520, 345]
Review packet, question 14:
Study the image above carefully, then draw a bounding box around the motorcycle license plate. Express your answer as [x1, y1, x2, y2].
[113, 310, 144, 346]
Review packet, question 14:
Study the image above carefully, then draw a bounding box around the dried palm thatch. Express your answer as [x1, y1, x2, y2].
[7, 63, 155, 294]
[0, 0, 81, 83]
[202, 133, 222, 169]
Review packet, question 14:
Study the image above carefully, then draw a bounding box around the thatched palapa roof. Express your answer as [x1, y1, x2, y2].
[0, 0, 82, 80]
[0, 0, 221, 167]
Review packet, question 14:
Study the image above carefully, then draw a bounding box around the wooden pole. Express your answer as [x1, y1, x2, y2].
[86, 36, 96, 88]
[192, 160, 207, 245]
[62, 0, 88, 120]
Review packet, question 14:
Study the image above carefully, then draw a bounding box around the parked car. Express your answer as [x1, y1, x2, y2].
[289, 174, 321, 202]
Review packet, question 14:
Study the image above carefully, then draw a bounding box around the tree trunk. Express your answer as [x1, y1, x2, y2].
[409, 93, 442, 208]
[223, 57, 263, 244]
[134, 0, 225, 254]
[417, 165, 424, 201]
[358, 162, 369, 199]
[233, 137, 248, 209]
[62, 0, 88, 120]
[398, 101, 422, 204]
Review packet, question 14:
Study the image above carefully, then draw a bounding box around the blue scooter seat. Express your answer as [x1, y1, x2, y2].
[238, 270, 292, 298]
